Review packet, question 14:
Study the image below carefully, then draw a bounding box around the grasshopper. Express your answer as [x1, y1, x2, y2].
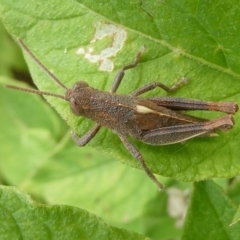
[5, 38, 238, 190]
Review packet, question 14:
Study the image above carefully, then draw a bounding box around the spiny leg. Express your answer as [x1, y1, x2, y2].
[111, 46, 145, 93]
[131, 77, 188, 96]
[118, 134, 164, 191]
[147, 97, 238, 114]
[141, 115, 234, 145]
[71, 124, 101, 146]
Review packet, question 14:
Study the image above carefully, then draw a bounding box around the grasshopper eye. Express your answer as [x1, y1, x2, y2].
[70, 97, 84, 115]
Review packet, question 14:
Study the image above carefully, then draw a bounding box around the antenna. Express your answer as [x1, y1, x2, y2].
[4, 84, 66, 100]
[17, 37, 68, 91]
[4, 38, 69, 100]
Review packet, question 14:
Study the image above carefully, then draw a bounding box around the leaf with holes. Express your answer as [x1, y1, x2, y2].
[0, 0, 240, 188]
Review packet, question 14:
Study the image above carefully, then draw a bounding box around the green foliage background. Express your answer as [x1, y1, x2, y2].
[0, 0, 240, 239]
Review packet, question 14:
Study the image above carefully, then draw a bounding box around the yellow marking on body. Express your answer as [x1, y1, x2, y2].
[136, 105, 195, 123]
[136, 105, 156, 114]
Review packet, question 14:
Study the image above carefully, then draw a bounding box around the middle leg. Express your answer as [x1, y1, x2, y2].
[131, 77, 188, 96]
[111, 46, 145, 93]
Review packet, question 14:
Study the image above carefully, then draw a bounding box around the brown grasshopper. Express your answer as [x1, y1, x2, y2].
[5, 38, 238, 190]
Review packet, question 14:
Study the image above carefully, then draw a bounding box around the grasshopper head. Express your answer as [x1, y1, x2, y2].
[65, 81, 92, 116]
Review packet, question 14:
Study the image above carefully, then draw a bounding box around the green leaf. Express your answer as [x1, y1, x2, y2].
[0, 186, 149, 240]
[0, 0, 240, 189]
[182, 181, 240, 240]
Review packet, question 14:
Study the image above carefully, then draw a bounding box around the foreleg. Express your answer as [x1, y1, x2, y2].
[71, 124, 101, 146]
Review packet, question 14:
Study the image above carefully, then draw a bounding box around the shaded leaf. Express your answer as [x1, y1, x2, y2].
[0, 186, 149, 240]
[0, 77, 67, 184]
[182, 181, 240, 240]
[231, 205, 240, 226]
